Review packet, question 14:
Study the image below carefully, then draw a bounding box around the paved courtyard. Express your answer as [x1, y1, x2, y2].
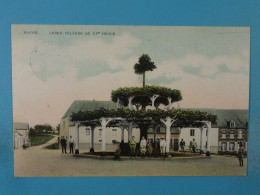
[14, 137, 247, 177]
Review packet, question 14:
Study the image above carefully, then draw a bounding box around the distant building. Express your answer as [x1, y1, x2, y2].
[13, 122, 30, 149]
[216, 110, 248, 156]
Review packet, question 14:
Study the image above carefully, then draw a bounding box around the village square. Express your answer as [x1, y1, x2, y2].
[14, 134, 247, 177]
[12, 25, 249, 177]
[13, 54, 248, 177]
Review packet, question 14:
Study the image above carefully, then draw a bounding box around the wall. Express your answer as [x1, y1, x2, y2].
[68, 125, 140, 151]
[218, 128, 248, 155]
[179, 127, 219, 153]
[147, 133, 180, 151]
[59, 117, 70, 138]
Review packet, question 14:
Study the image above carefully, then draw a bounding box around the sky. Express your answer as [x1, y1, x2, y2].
[11, 25, 250, 127]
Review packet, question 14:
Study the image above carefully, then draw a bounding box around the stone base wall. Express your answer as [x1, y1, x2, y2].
[78, 143, 119, 151]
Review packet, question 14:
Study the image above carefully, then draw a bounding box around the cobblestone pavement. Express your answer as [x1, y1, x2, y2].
[14, 137, 247, 177]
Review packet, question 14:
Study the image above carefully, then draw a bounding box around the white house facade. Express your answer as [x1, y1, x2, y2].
[179, 127, 219, 154]
[13, 122, 30, 149]
[68, 125, 140, 151]
[60, 100, 140, 151]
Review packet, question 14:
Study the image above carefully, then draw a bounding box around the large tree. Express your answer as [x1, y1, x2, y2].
[134, 54, 156, 87]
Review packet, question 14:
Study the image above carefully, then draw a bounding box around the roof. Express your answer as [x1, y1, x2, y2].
[180, 108, 248, 128]
[62, 100, 117, 118]
[13, 122, 29, 131]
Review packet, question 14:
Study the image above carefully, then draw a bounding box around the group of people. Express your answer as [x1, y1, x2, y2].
[63, 135, 245, 166]
[60, 136, 75, 154]
[129, 136, 153, 159]
[179, 138, 197, 153]
[114, 136, 168, 160]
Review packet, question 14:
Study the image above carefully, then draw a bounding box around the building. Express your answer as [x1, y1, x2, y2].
[13, 122, 30, 149]
[216, 109, 248, 156]
[60, 100, 140, 151]
[60, 100, 248, 154]
[147, 127, 180, 151]
[179, 126, 219, 153]
[178, 109, 248, 154]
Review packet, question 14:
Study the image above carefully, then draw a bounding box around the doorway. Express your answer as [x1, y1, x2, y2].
[174, 138, 179, 151]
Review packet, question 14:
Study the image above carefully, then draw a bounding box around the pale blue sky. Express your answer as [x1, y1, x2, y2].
[12, 25, 250, 126]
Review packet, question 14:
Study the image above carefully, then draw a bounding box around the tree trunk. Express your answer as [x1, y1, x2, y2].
[140, 125, 148, 140]
[143, 72, 145, 87]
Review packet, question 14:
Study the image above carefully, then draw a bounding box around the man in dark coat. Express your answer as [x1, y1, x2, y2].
[180, 138, 185, 152]
[60, 136, 67, 154]
[238, 143, 245, 166]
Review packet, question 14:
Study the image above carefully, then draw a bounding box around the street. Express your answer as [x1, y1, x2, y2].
[14, 137, 247, 177]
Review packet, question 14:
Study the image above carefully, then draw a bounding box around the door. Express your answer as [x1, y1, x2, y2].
[174, 138, 179, 151]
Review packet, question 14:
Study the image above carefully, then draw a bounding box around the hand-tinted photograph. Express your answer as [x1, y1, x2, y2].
[12, 25, 249, 176]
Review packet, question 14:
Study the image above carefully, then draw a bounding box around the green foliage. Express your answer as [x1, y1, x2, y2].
[134, 54, 157, 87]
[71, 108, 217, 127]
[29, 127, 37, 136]
[34, 124, 53, 134]
[30, 135, 54, 146]
[134, 54, 156, 74]
[111, 86, 182, 108]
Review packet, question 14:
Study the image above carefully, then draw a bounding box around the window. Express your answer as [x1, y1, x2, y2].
[206, 130, 208, 136]
[99, 129, 102, 136]
[221, 130, 227, 139]
[230, 121, 235, 128]
[190, 129, 195, 136]
[229, 142, 235, 151]
[99, 140, 102, 142]
[86, 128, 90, 136]
[112, 129, 117, 136]
[230, 130, 234, 139]
[238, 130, 243, 139]
[221, 142, 227, 151]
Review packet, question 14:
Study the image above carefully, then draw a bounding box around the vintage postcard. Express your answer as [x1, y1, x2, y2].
[12, 25, 249, 177]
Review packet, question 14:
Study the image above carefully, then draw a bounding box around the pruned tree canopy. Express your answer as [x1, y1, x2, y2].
[111, 86, 182, 108]
[134, 54, 156, 74]
[71, 108, 217, 128]
[134, 54, 156, 87]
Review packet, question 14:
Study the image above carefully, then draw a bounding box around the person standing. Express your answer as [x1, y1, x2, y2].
[147, 140, 153, 157]
[129, 136, 136, 158]
[192, 139, 197, 153]
[60, 136, 67, 154]
[114, 144, 121, 160]
[238, 143, 245, 166]
[160, 138, 166, 158]
[140, 136, 147, 158]
[180, 138, 185, 152]
[69, 136, 74, 154]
